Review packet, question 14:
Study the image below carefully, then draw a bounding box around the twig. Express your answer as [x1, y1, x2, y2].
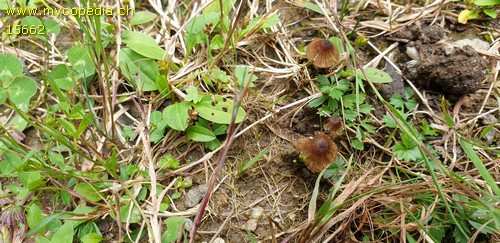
[189, 73, 251, 242]
[209, 210, 234, 242]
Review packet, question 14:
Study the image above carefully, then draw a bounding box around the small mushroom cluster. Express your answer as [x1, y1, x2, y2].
[295, 39, 343, 173]
[295, 117, 342, 173]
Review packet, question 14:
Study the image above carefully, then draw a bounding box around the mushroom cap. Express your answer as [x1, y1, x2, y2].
[296, 131, 338, 173]
[323, 116, 343, 137]
[306, 39, 340, 68]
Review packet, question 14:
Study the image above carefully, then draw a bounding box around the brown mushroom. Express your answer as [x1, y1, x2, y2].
[306, 39, 340, 68]
[323, 116, 343, 138]
[296, 131, 338, 173]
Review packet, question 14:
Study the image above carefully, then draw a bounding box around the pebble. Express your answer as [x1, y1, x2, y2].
[250, 206, 264, 219]
[443, 44, 455, 55]
[245, 219, 258, 232]
[184, 184, 209, 208]
[454, 38, 490, 51]
[184, 218, 193, 230]
[405, 60, 420, 79]
[484, 129, 495, 145]
[480, 114, 497, 125]
[406, 46, 420, 60]
[212, 238, 225, 243]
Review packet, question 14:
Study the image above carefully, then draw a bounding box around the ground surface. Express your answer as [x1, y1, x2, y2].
[0, 1, 499, 243]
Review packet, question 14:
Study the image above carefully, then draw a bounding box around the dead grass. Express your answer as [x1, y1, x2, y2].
[0, 0, 499, 242]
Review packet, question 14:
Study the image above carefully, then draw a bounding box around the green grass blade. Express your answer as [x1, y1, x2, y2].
[459, 138, 500, 196]
[239, 146, 271, 173]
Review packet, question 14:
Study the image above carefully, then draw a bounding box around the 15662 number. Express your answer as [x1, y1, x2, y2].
[5, 25, 45, 35]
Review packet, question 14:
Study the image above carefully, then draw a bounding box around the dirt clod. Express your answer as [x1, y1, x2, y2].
[393, 23, 445, 43]
[392, 23, 490, 96]
[405, 44, 488, 95]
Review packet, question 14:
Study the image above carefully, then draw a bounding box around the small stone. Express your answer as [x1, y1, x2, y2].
[484, 129, 495, 145]
[212, 238, 225, 243]
[481, 114, 497, 125]
[405, 60, 420, 79]
[454, 38, 490, 51]
[245, 219, 258, 232]
[406, 46, 420, 60]
[443, 44, 455, 55]
[184, 218, 193, 230]
[250, 207, 263, 219]
[184, 184, 209, 208]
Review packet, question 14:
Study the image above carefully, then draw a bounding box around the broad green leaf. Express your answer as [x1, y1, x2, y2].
[193, 95, 246, 124]
[161, 217, 185, 242]
[0, 1, 10, 10]
[212, 123, 227, 136]
[150, 127, 166, 143]
[390, 94, 406, 109]
[203, 0, 235, 14]
[68, 45, 95, 78]
[1, 152, 23, 175]
[186, 125, 216, 142]
[121, 30, 165, 60]
[119, 48, 159, 91]
[158, 154, 179, 170]
[36, 236, 51, 243]
[211, 68, 230, 83]
[56, 118, 76, 135]
[393, 134, 421, 161]
[7, 76, 37, 112]
[240, 14, 280, 38]
[351, 139, 364, 150]
[156, 74, 171, 96]
[19, 171, 43, 190]
[81, 233, 103, 243]
[119, 203, 141, 223]
[43, 19, 61, 35]
[301, 2, 322, 14]
[393, 143, 421, 161]
[328, 36, 347, 53]
[185, 13, 220, 53]
[185, 86, 202, 103]
[308, 96, 328, 108]
[21, 16, 43, 35]
[0, 53, 23, 82]
[130, 11, 158, 26]
[74, 183, 102, 202]
[7, 115, 28, 132]
[209, 34, 225, 50]
[474, 0, 500, 6]
[50, 221, 73, 243]
[234, 66, 257, 88]
[163, 102, 191, 131]
[150, 110, 167, 128]
[121, 126, 135, 139]
[26, 203, 45, 234]
[47, 64, 78, 90]
[27, 212, 71, 236]
[358, 68, 392, 83]
[483, 8, 497, 18]
[458, 9, 480, 24]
